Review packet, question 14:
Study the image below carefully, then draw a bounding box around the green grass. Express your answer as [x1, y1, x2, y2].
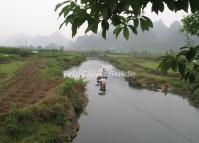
[0, 77, 88, 143]
[0, 93, 74, 143]
[0, 49, 88, 143]
[0, 47, 33, 57]
[103, 53, 186, 93]
[0, 53, 19, 63]
[0, 61, 26, 91]
[0, 61, 26, 74]
[137, 60, 159, 70]
[57, 77, 87, 113]
[39, 53, 86, 80]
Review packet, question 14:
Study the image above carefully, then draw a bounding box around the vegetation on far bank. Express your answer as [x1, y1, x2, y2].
[97, 52, 199, 104]
[0, 47, 87, 143]
[97, 54, 197, 95]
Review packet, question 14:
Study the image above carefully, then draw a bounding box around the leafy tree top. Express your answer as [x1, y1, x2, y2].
[181, 12, 199, 36]
[55, 0, 199, 40]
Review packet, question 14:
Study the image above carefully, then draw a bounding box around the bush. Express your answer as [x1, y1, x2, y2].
[40, 60, 63, 80]
[0, 47, 32, 57]
[57, 78, 87, 113]
[0, 53, 19, 63]
[58, 78, 86, 96]
[4, 94, 75, 142]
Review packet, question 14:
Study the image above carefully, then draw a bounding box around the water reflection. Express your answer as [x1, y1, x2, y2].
[98, 90, 106, 96]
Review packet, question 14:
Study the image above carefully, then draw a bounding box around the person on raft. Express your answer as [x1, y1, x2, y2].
[100, 78, 107, 90]
[97, 74, 102, 83]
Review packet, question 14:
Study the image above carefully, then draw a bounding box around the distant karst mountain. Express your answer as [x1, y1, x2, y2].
[69, 20, 199, 52]
[2, 32, 70, 48]
[1, 21, 198, 52]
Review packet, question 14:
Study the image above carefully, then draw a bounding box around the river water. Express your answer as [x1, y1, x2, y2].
[64, 59, 199, 143]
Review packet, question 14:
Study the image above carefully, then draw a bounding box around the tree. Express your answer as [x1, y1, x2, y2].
[55, 0, 199, 40]
[181, 11, 199, 36]
[158, 12, 199, 94]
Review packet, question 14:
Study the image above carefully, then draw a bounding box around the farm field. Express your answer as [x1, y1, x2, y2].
[0, 47, 88, 143]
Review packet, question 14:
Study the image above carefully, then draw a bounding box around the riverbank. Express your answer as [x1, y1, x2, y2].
[98, 53, 199, 107]
[66, 59, 199, 143]
[0, 48, 88, 143]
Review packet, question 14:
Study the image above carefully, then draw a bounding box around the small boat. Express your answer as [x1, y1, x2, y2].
[100, 87, 106, 91]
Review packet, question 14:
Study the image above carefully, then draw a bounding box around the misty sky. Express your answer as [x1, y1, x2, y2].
[0, 0, 189, 40]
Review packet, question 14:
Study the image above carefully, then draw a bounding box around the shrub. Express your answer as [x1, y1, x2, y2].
[57, 78, 87, 113]
[0, 47, 32, 57]
[4, 95, 75, 142]
[40, 60, 63, 80]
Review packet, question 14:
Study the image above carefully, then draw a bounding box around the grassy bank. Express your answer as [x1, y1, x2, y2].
[0, 61, 27, 92]
[101, 54, 184, 91]
[0, 78, 87, 143]
[98, 53, 199, 106]
[0, 48, 87, 143]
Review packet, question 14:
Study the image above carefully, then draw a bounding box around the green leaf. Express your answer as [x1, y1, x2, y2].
[72, 21, 78, 37]
[186, 48, 196, 62]
[123, 26, 129, 40]
[184, 71, 190, 80]
[101, 20, 109, 39]
[152, 1, 164, 14]
[102, 6, 109, 19]
[178, 62, 186, 77]
[55, 1, 69, 11]
[102, 30, 107, 39]
[131, 0, 142, 16]
[112, 15, 121, 26]
[113, 26, 123, 38]
[142, 16, 153, 28]
[108, 0, 118, 12]
[189, 72, 196, 82]
[128, 25, 137, 34]
[59, 6, 70, 18]
[175, 0, 189, 12]
[59, 14, 74, 29]
[133, 18, 139, 28]
[59, 21, 65, 29]
[165, 0, 176, 11]
[86, 19, 99, 33]
[180, 46, 189, 50]
[101, 20, 109, 31]
[189, 0, 199, 13]
[140, 18, 149, 31]
[90, 23, 98, 33]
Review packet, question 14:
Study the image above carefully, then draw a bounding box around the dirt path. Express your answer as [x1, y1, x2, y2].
[0, 57, 61, 113]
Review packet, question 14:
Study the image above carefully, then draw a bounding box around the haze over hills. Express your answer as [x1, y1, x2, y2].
[0, 32, 71, 48]
[0, 20, 198, 52]
[69, 20, 199, 52]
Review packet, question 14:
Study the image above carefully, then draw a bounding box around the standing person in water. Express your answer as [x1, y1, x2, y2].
[102, 66, 107, 79]
[100, 78, 107, 90]
[97, 73, 102, 83]
[162, 82, 169, 95]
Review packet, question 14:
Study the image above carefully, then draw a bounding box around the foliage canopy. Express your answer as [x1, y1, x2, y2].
[159, 12, 199, 94]
[56, 0, 199, 40]
[181, 12, 199, 36]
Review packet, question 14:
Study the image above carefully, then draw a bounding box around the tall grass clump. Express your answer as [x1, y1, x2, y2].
[2, 93, 76, 143]
[1, 74, 88, 143]
[58, 77, 87, 114]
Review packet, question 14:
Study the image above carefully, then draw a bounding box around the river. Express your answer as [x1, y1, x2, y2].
[64, 59, 199, 143]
